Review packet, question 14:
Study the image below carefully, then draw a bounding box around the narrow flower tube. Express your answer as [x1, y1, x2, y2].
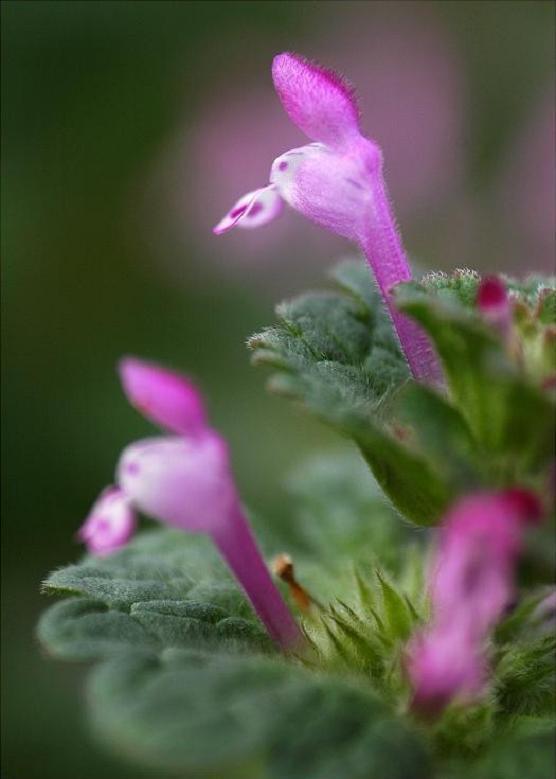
[407, 489, 542, 714]
[214, 53, 441, 383]
[79, 357, 302, 651]
[212, 505, 303, 647]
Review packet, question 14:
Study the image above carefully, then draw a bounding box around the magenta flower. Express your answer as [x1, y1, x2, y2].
[214, 52, 440, 383]
[407, 624, 486, 717]
[119, 356, 207, 436]
[78, 357, 302, 651]
[476, 276, 512, 338]
[407, 489, 541, 714]
[77, 487, 136, 557]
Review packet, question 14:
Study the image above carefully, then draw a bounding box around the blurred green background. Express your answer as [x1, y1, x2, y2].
[2, 2, 554, 777]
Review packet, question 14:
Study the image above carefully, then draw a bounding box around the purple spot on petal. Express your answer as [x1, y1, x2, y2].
[345, 177, 363, 190]
[247, 202, 263, 218]
[230, 204, 248, 219]
[125, 462, 140, 475]
[278, 161, 288, 171]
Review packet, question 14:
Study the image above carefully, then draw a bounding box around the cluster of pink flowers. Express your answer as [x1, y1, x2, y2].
[78, 55, 543, 716]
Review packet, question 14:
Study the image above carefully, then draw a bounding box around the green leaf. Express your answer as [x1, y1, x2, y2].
[249, 261, 451, 525]
[283, 451, 408, 570]
[351, 412, 451, 526]
[37, 598, 158, 660]
[445, 720, 556, 779]
[44, 563, 193, 609]
[39, 530, 270, 660]
[417, 268, 481, 307]
[376, 570, 413, 642]
[537, 288, 556, 325]
[89, 649, 430, 779]
[396, 282, 555, 480]
[494, 635, 556, 718]
[495, 589, 548, 644]
[396, 382, 483, 491]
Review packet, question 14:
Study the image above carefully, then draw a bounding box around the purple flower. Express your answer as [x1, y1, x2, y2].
[476, 276, 512, 338]
[119, 356, 207, 436]
[77, 487, 136, 557]
[407, 624, 486, 717]
[407, 489, 542, 714]
[215, 52, 441, 383]
[78, 357, 302, 650]
[172, 10, 462, 281]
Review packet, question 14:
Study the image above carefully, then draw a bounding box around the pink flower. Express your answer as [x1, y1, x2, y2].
[476, 276, 512, 338]
[407, 624, 486, 717]
[174, 10, 462, 277]
[119, 356, 207, 436]
[77, 487, 136, 557]
[214, 53, 441, 384]
[78, 357, 301, 650]
[407, 489, 542, 714]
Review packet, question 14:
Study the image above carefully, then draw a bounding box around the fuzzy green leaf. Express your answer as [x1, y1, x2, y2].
[89, 649, 430, 779]
[39, 530, 269, 661]
[376, 570, 413, 642]
[494, 635, 556, 718]
[396, 282, 555, 480]
[445, 720, 556, 779]
[396, 382, 483, 491]
[283, 451, 408, 570]
[537, 288, 556, 325]
[249, 260, 451, 525]
[37, 598, 158, 660]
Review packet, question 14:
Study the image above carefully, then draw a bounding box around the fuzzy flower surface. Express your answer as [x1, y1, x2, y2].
[77, 487, 136, 557]
[77, 357, 301, 650]
[407, 489, 542, 715]
[215, 52, 440, 383]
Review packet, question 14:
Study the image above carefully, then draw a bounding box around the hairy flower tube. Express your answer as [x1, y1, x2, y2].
[407, 489, 542, 715]
[214, 52, 441, 383]
[78, 357, 302, 650]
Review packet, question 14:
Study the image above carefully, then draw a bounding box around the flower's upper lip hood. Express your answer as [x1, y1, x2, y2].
[271, 52, 361, 146]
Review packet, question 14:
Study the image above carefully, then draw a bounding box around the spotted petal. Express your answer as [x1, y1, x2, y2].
[117, 433, 237, 534]
[213, 185, 283, 235]
[78, 487, 136, 556]
[270, 142, 377, 241]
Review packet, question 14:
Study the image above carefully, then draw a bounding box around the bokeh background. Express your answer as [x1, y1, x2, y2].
[2, 1, 554, 777]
